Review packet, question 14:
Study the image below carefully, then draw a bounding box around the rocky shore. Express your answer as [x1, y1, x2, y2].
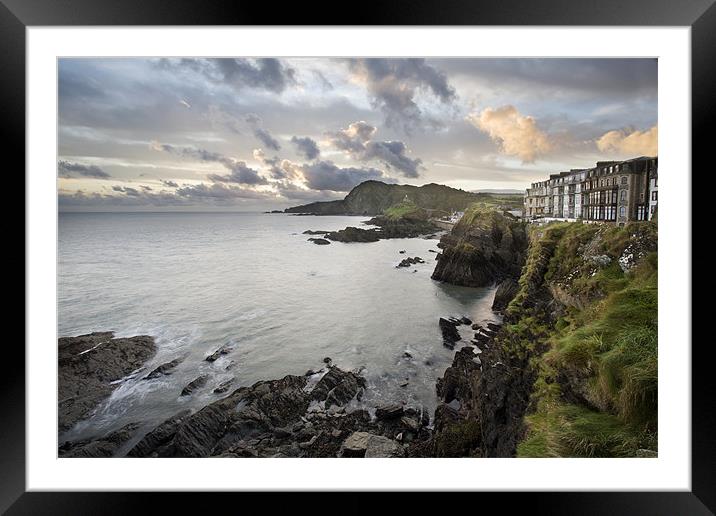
[58, 332, 156, 433]
[59, 355, 432, 458]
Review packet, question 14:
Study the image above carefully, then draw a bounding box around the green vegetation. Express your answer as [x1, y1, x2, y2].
[383, 199, 425, 220]
[495, 220, 658, 457]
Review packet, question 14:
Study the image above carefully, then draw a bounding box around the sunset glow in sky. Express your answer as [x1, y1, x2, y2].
[58, 58, 657, 211]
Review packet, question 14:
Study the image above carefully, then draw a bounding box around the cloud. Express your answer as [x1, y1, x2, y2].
[290, 136, 320, 160]
[208, 161, 268, 185]
[298, 160, 384, 192]
[253, 128, 281, 151]
[346, 58, 456, 132]
[58, 160, 111, 179]
[175, 182, 269, 201]
[179, 99, 191, 109]
[327, 121, 423, 177]
[160, 179, 179, 188]
[467, 105, 552, 163]
[158, 58, 296, 94]
[596, 125, 658, 156]
[151, 141, 268, 185]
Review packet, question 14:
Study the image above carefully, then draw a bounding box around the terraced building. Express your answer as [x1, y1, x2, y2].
[523, 156, 658, 226]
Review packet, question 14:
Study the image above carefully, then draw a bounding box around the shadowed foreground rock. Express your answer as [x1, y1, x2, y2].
[61, 364, 430, 458]
[58, 332, 156, 433]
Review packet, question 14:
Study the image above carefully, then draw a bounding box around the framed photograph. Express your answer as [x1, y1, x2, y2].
[7, 0, 712, 512]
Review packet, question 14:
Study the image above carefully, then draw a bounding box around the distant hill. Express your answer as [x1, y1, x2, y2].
[285, 181, 488, 215]
[472, 188, 524, 195]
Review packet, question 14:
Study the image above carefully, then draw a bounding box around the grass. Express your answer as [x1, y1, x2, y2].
[384, 199, 420, 219]
[508, 220, 658, 457]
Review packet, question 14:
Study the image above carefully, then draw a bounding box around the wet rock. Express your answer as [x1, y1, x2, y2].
[486, 322, 502, 332]
[403, 352, 413, 359]
[213, 378, 235, 394]
[311, 367, 366, 408]
[302, 230, 330, 235]
[181, 375, 209, 396]
[459, 316, 472, 325]
[205, 344, 233, 362]
[58, 332, 156, 433]
[492, 278, 520, 312]
[399, 250, 406, 254]
[375, 403, 404, 420]
[439, 317, 461, 346]
[396, 256, 425, 268]
[59, 422, 141, 458]
[308, 238, 331, 245]
[144, 356, 184, 380]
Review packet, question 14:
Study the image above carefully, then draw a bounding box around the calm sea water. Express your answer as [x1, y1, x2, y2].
[58, 212, 499, 442]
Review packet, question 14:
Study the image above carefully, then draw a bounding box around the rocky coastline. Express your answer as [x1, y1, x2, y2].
[57, 206, 525, 458]
[58, 205, 656, 458]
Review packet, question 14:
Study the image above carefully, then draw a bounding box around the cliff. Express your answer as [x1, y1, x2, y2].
[285, 180, 488, 215]
[429, 219, 658, 458]
[431, 205, 528, 288]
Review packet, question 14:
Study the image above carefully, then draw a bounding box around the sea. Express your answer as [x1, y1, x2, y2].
[58, 212, 499, 442]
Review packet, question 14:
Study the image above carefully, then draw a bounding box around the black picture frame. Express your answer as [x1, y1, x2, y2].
[4, 0, 711, 512]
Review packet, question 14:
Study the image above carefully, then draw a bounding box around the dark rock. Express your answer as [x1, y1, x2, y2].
[302, 230, 330, 235]
[436, 346, 480, 404]
[326, 226, 381, 243]
[144, 356, 184, 380]
[311, 367, 366, 407]
[181, 375, 209, 396]
[213, 378, 235, 394]
[431, 209, 528, 288]
[59, 422, 141, 458]
[375, 403, 403, 420]
[486, 322, 502, 332]
[428, 249, 437, 253]
[58, 332, 156, 433]
[403, 352, 413, 359]
[459, 316, 473, 325]
[127, 410, 191, 457]
[471, 323, 483, 331]
[439, 317, 461, 345]
[323, 357, 332, 364]
[396, 256, 425, 268]
[399, 250, 406, 254]
[308, 238, 331, 245]
[205, 344, 233, 362]
[492, 278, 519, 312]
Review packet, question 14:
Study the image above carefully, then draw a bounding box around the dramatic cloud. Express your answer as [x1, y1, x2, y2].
[467, 105, 553, 163]
[596, 125, 658, 156]
[253, 128, 281, 151]
[58, 160, 110, 179]
[175, 182, 268, 201]
[290, 136, 320, 160]
[298, 160, 385, 192]
[347, 58, 456, 132]
[208, 161, 268, 185]
[327, 121, 423, 177]
[151, 141, 268, 185]
[158, 58, 296, 93]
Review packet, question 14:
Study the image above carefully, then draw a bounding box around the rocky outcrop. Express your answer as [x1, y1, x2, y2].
[439, 317, 461, 349]
[59, 422, 142, 458]
[60, 364, 430, 458]
[325, 217, 438, 244]
[144, 356, 184, 380]
[491, 278, 519, 312]
[431, 208, 528, 287]
[58, 332, 156, 433]
[308, 238, 331, 245]
[396, 256, 424, 268]
[286, 180, 484, 216]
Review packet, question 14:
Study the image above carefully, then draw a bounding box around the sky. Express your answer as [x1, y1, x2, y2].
[58, 58, 657, 211]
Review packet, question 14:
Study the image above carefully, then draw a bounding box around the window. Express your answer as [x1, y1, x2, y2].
[651, 191, 658, 201]
[620, 206, 626, 217]
[620, 190, 627, 201]
[621, 176, 628, 185]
